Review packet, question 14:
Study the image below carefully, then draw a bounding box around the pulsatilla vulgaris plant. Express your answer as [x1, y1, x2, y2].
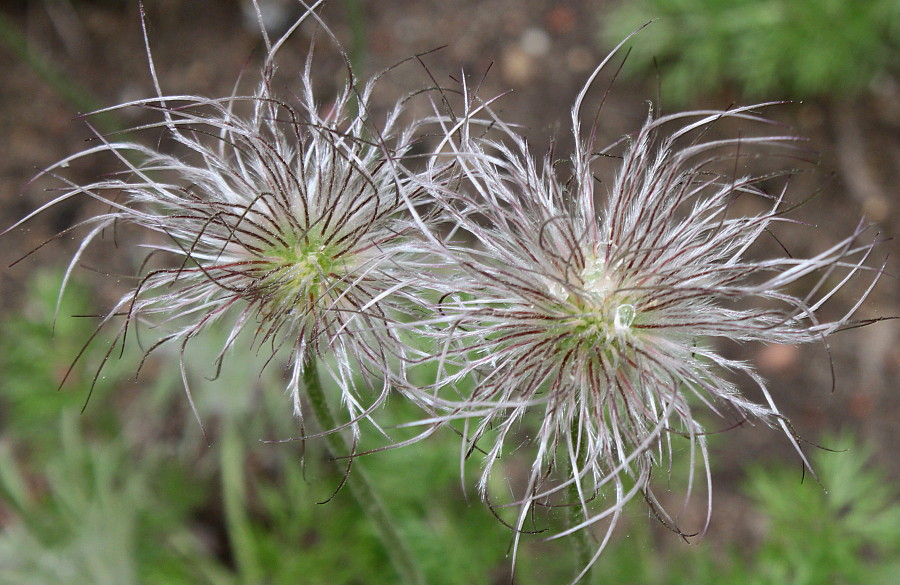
[7, 5, 440, 445]
[422, 51, 884, 578]
[6, 3, 890, 582]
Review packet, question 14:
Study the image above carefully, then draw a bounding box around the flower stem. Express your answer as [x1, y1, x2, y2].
[567, 427, 596, 583]
[303, 355, 426, 585]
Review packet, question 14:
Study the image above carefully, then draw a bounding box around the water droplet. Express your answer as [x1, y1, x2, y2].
[547, 280, 567, 301]
[614, 303, 635, 330]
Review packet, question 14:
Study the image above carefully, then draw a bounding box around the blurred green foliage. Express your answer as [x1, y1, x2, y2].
[587, 435, 900, 585]
[1, 271, 898, 583]
[0, 272, 530, 584]
[602, 0, 900, 103]
[741, 436, 900, 585]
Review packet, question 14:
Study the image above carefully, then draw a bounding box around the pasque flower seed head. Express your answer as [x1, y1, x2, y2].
[7, 7, 889, 580]
[421, 48, 885, 577]
[8, 3, 440, 442]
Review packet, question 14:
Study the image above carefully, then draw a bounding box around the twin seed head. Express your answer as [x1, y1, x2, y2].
[8, 5, 887, 580]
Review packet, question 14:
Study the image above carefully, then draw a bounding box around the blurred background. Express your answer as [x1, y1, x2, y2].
[0, 1, 897, 583]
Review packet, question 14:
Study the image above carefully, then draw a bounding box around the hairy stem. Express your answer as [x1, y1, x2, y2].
[567, 430, 597, 583]
[304, 354, 426, 585]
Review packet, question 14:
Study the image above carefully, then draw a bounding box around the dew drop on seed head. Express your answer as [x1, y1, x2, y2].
[615, 304, 635, 330]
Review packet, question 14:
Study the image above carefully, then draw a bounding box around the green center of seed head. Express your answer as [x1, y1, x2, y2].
[552, 256, 637, 351]
[262, 235, 343, 308]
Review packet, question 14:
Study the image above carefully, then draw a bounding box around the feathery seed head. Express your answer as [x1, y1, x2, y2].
[10, 5, 441, 439]
[422, 59, 885, 577]
[7, 7, 889, 579]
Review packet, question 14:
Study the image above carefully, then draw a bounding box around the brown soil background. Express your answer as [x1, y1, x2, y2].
[1, 0, 898, 559]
